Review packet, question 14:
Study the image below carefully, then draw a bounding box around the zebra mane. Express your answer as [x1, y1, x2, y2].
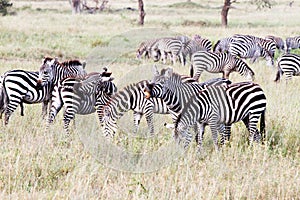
[60, 60, 84, 68]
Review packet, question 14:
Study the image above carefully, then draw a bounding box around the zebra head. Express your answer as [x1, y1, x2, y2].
[144, 66, 174, 99]
[234, 57, 255, 81]
[37, 57, 58, 87]
[101, 106, 118, 138]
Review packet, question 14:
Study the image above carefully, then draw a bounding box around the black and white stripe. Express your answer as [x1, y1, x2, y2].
[191, 51, 255, 81]
[285, 36, 300, 53]
[265, 35, 285, 52]
[1, 69, 53, 125]
[101, 80, 170, 137]
[150, 37, 183, 65]
[230, 34, 276, 66]
[37, 57, 87, 87]
[274, 53, 300, 82]
[175, 81, 267, 151]
[136, 38, 160, 59]
[213, 37, 235, 53]
[47, 71, 116, 134]
[144, 67, 232, 151]
[193, 34, 212, 51]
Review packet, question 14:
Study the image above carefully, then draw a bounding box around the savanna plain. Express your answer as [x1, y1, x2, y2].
[0, 0, 299, 199]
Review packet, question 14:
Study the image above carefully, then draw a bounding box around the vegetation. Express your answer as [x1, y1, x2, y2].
[0, 0, 12, 15]
[0, 0, 299, 199]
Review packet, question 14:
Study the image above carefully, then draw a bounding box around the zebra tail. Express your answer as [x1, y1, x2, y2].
[190, 64, 194, 78]
[212, 40, 220, 52]
[260, 109, 266, 144]
[274, 67, 283, 82]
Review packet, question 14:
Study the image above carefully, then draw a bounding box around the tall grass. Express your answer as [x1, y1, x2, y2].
[0, 0, 299, 199]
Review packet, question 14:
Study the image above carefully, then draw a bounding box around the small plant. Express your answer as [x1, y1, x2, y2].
[0, 0, 12, 16]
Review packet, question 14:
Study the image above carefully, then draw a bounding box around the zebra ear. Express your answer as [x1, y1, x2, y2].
[152, 65, 159, 76]
[164, 68, 173, 79]
[54, 57, 59, 62]
[82, 61, 86, 69]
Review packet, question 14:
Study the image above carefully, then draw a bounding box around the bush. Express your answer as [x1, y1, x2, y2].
[0, 0, 12, 16]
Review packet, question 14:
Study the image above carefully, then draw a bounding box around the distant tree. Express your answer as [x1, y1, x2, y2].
[138, 0, 145, 25]
[221, 0, 273, 27]
[0, 0, 12, 16]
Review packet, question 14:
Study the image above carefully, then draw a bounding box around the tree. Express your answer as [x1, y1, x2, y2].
[138, 0, 145, 26]
[221, 0, 273, 28]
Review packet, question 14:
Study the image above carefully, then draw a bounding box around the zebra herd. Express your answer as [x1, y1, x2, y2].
[0, 33, 299, 152]
[137, 33, 300, 82]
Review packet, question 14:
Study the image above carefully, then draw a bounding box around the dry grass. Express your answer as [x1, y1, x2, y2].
[0, 0, 299, 199]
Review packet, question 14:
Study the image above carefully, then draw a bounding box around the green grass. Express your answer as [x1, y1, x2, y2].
[0, 0, 299, 199]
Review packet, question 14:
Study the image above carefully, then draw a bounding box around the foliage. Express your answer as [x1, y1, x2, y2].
[250, 0, 273, 10]
[0, 0, 12, 16]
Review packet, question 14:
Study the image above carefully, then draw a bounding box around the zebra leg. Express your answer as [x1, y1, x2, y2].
[144, 111, 154, 135]
[208, 122, 220, 151]
[41, 99, 50, 119]
[176, 123, 192, 150]
[248, 114, 261, 145]
[194, 122, 205, 153]
[133, 111, 142, 134]
[20, 101, 24, 116]
[4, 98, 22, 125]
[219, 124, 232, 145]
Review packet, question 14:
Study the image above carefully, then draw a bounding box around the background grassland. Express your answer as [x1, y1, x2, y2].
[0, 0, 299, 199]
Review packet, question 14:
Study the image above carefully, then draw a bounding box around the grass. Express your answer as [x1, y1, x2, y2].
[0, 0, 299, 199]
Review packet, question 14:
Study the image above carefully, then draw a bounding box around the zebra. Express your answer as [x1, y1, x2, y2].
[265, 35, 285, 52]
[136, 38, 160, 59]
[213, 37, 235, 53]
[193, 34, 212, 51]
[190, 51, 255, 81]
[231, 34, 276, 66]
[1, 70, 53, 125]
[180, 39, 211, 66]
[46, 70, 116, 134]
[144, 67, 233, 151]
[274, 53, 300, 82]
[1, 58, 87, 125]
[101, 80, 170, 137]
[175, 81, 267, 151]
[150, 37, 183, 65]
[285, 36, 300, 53]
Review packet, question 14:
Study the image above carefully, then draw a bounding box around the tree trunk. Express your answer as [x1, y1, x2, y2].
[138, 0, 145, 26]
[221, 0, 231, 28]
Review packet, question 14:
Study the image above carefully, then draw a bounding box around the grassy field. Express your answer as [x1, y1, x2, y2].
[0, 0, 299, 199]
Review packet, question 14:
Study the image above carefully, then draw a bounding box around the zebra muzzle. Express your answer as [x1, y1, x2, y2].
[143, 89, 151, 99]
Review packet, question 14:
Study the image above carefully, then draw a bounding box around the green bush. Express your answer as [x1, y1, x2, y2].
[0, 0, 12, 16]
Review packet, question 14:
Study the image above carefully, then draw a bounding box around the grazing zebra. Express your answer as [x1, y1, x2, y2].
[193, 34, 212, 51]
[265, 35, 285, 52]
[274, 53, 300, 82]
[213, 37, 234, 53]
[229, 40, 272, 65]
[285, 36, 300, 53]
[150, 37, 183, 65]
[47, 71, 116, 134]
[231, 34, 276, 66]
[136, 38, 159, 59]
[175, 81, 267, 151]
[144, 67, 233, 151]
[1, 70, 53, 125]
[190, 51, 255, 81]
[180, 39, 211, 66]
[101, 80, 170, 137]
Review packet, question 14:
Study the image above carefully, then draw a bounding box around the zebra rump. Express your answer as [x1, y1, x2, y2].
[175, 81, 267, 151]
[274, 53, 300, 82]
